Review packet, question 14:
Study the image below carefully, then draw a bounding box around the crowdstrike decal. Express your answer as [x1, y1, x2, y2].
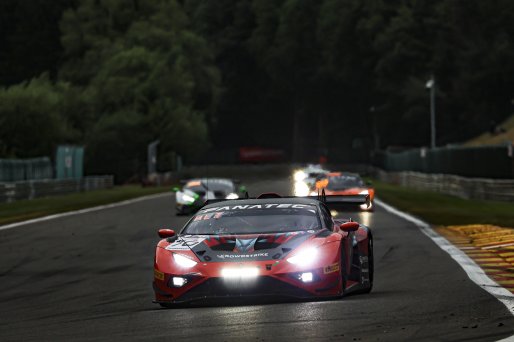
[217, 253, 269, 259]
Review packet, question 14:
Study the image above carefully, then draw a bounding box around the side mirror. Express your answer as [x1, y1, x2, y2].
[158, 229, 175, 238]
[172, 186, 180, 192]
[340, 222, 359, 232]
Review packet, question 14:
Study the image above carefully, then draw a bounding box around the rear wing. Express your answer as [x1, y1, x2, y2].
[313, 194, 369, 205]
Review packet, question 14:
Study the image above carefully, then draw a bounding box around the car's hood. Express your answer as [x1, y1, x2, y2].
[164, 231, 319, 262]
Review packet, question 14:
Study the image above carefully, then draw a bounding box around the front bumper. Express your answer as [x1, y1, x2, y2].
[153, 269, 341, 304]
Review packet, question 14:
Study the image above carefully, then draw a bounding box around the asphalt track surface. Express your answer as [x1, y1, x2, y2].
[1, 178, 514, 341]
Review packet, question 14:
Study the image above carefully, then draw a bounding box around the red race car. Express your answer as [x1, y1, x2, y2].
[153, 194, 373, 307]
[314, 172, 375, 211]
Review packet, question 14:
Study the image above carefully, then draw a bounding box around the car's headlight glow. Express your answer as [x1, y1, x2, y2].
[359, 190, 369, 195]
[287, 248, 318, 266]
[221, 267, 259, 278]
[225, 193, 239, 199]
[294, 181, 310, 197]
[294, 170, 307, 182]
[172, 276, 188, 287]
[182, 194, 196, 203]
[360, 202, 373, 210]
[173, 253, 197, 268]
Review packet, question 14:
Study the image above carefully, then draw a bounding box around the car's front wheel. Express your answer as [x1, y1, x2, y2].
[356, 236, 374, 294]
[339, 244, 347, 296]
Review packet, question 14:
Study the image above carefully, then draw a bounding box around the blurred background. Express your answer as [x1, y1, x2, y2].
[0, 0, 513, 185]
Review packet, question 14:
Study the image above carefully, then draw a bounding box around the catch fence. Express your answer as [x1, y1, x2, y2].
[374, 144, 514, 179]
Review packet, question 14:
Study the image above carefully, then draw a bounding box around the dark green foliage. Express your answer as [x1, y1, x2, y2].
[0, 75, 74, 157]
[1, 0, 220, 181]
[1, 0, 513, 177]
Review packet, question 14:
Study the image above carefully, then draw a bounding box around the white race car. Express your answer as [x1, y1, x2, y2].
[292, 164, 330, 196]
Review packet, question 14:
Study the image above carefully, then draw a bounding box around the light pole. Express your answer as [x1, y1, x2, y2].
[426, 76, 436, 149]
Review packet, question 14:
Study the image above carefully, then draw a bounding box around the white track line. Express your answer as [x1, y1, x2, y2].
[375, 199, 514, 320]
[0, 192, 170, 232]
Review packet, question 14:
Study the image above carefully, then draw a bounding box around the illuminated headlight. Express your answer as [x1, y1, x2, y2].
[182, 194, 196, 203]
[225, 193, 239, 199]
[221, 267, 259, 279]
[359, 190, 369, 195]
[177, 191, 196, 204]
[172, 276, 187, 287]
[360, 202, 373, 210]
[309, 191, 318, 196]
[294, 170, 307, 182]
[294, 181, 310, 197]
[299, 272, 313, 283]
[287, 248, 318, 266]
[173, 253, 197, 268]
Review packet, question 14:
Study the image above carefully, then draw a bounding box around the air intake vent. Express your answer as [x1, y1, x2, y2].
[210, 242, 236, 251]
[254, 241, 280, 250]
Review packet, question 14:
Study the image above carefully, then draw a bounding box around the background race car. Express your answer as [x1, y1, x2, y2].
[314, 173, 375, 211]
[292, 164, 330, 196]
[153, 194, 373, 307]
[174, 178, 246, 215]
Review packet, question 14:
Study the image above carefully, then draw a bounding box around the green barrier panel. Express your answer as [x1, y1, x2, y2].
[0, 157, 52, 182]
[56, 145, 85, 179]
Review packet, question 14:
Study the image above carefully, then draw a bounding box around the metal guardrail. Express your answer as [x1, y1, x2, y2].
[0, 176, 114, 203]
[375, 169, 514, 202]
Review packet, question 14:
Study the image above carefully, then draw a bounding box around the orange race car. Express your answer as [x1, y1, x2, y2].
[313, 172, 375, 211]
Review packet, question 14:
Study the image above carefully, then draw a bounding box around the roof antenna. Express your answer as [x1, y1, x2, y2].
[321, 188, 326, 203]
[244, 191, 249, 199]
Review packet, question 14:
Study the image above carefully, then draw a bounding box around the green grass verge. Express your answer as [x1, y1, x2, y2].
[0, 185, 171, 226]
[372, 180, 514, 227]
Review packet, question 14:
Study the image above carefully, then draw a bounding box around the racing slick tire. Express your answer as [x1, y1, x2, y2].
[340, 244, 347, 296]
[354, 236, 374, 294]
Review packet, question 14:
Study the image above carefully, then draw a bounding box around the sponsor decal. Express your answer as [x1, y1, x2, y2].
[166, 236, 206, 251]
[201, 204, 309, 213]
[154, 269, 164, 281]
[323, 263, 340, 274]
[217, 252, 269, 259]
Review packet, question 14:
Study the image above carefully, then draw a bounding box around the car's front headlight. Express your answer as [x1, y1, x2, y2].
[173, 253, 197, 268]
[294, 181, 310, 197]
[287, 248, 318, 266]
[176, 191, 197, 204]
[294, 170, 307, 182]
[359, 190, 369, 195]
[182, 194, 196, 203]
[226, 193, 239, 199]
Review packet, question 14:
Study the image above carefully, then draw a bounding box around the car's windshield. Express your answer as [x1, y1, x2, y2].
[183, 204, 321, 235]
[326, 176, 364, 190]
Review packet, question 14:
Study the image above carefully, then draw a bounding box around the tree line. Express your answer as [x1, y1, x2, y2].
[1, 0, 513, 180]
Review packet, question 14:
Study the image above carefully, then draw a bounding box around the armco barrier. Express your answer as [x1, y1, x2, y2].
[375, 169, 514, 202]
[0, 176, 114, 203]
